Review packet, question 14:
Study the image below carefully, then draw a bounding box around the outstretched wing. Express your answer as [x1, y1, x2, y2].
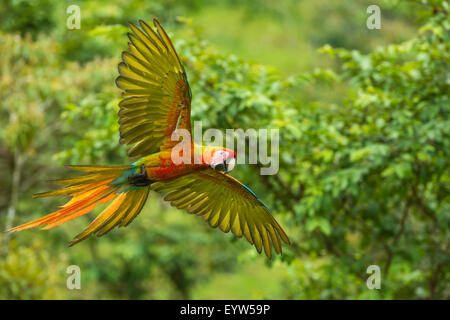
[116, 19, 192, 161]
[151, 169, 290, 258]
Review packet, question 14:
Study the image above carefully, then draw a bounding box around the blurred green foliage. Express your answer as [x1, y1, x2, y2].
[0, 0, 448, 299]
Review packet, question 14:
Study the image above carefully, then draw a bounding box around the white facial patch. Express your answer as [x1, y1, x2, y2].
[225, 157, 235, 172]
[211, 150, 228, 166]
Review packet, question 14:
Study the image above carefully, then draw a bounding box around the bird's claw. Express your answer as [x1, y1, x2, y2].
[129, 164, 152, 186]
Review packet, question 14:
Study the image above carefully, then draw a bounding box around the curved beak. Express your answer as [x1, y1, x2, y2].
[212, 157, 236, 173]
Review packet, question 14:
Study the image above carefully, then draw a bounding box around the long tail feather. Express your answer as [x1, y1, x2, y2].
[9, 165, 150, 245]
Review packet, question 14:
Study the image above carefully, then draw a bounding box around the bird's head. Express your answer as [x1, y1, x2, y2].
[202, 146, 236, 173]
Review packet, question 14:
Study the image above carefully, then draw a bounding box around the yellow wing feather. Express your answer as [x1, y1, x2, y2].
[151, 169, 290, 259]
[116, 19, 192, 161]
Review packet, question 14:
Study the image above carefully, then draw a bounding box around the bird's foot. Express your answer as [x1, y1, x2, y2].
[129, 164, 152, 186]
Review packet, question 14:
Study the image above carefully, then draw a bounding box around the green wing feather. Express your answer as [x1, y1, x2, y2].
[116, 19, 192, 161]
[151, 169, 290, 259]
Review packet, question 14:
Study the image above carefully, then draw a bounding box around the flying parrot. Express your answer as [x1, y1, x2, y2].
[9, 19, 290, 259]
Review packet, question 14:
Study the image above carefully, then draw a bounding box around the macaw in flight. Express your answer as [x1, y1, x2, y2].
[10, 19, 290, 259]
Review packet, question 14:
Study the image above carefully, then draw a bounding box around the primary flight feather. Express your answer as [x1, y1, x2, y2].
[9, 19, 290, 259]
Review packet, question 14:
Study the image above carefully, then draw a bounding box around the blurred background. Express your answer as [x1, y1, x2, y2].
[0, 0, 448, 299]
